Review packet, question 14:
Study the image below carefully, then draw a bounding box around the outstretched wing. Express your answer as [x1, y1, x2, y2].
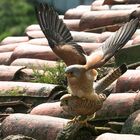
[85, 18, 139, 70]
[35, 3, 86, 66]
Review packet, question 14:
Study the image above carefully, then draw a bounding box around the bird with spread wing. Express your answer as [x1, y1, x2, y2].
[35, 3, 139, 123]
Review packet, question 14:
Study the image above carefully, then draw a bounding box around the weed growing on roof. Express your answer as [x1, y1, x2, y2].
[31, 61, 67, 87]
[0, 87, 27, 96]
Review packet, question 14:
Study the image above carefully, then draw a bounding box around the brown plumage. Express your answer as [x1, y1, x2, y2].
[35, 3, 86, 66]
[60, 64, 127, 117]
[35, 3, 138, 121]
[35, 3, 138, 100]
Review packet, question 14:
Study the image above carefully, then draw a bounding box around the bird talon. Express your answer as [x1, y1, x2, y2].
[68, 117, 79, 124]
[68, 116, 93, 127]
[81, 97, 87, 100]
[78, 120, 91, 127]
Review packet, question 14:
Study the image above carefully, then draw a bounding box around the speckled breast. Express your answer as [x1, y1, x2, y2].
[60, 94, 106, 116]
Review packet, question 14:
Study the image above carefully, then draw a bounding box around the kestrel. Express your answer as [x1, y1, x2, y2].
[35, 3, 138, 100]
[60, 64, 127, 119]
[35, 3, 138, 125]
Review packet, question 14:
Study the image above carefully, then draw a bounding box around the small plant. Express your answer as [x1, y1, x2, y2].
[0, 86, 27, 96]
[31, 61, 67, 87]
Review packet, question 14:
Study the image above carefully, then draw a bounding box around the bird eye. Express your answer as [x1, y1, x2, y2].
[69, 72, 73, 75]
[70, 72, 74, 76]
[65, 72, 73, 77]
[65, 99, 68, 105]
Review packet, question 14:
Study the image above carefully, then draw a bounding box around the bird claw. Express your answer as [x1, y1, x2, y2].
[68, 116, 93, 128]
[77, 120, 92, 128]
[68, 116, 79, 124]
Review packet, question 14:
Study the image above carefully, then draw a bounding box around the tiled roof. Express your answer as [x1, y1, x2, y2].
[0, 0, 139, 79]
[1, 1, 140, 139]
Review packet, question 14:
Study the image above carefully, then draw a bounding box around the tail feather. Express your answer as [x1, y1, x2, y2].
[94, 64, 127, 94]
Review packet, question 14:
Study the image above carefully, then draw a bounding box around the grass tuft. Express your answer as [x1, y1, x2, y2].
[31, 61, 67, 87]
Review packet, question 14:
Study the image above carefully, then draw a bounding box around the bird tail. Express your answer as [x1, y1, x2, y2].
[94, 64, 127, 94]
[35, 3, 73, 48]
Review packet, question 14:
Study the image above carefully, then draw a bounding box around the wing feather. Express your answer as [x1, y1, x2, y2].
[85, 18, 139, 70]
[35, 3, 86, 66]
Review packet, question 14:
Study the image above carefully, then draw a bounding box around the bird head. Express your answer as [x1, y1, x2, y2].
[60, 94, 69, 107]
[65, 64, 86, 78]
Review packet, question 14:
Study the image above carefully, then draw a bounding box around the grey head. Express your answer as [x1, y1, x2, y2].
[65, 64, 86, 78]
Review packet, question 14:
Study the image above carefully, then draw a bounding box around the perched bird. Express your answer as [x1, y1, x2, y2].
[35, 3, 138, 100]
[60, 64, 127, 122]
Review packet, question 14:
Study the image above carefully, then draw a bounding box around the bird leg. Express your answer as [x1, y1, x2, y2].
[77, 113, 97, 127]
[87, 113, 96, 121]
[77, 116, 90, 127]
[68, 115, 93, 127]
[68, 116, 81, 124]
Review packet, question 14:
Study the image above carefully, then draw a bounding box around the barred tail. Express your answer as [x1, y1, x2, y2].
[95, 64, 127, 94]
